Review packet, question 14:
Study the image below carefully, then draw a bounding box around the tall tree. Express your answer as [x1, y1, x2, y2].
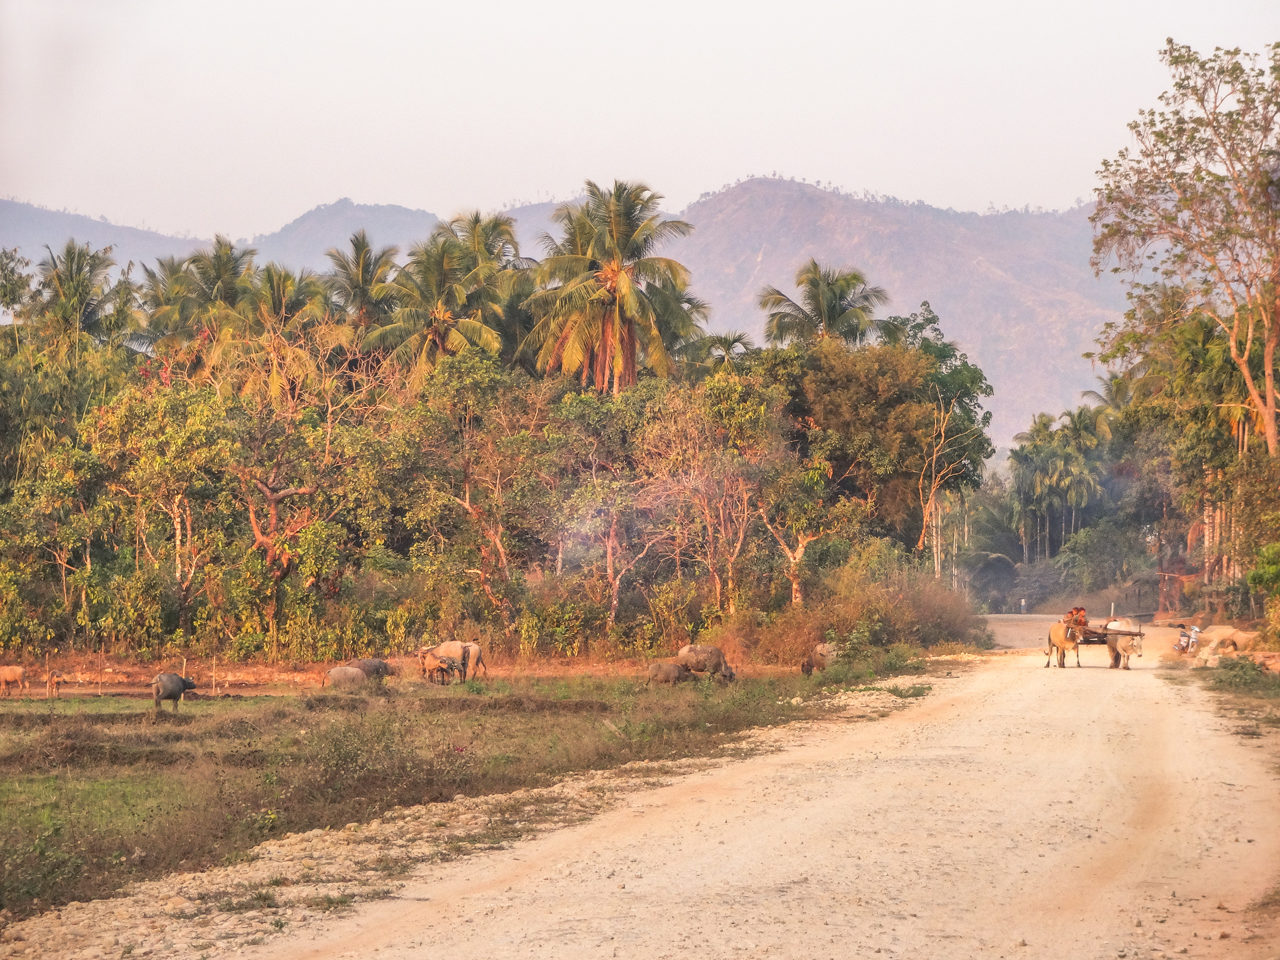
[760, 258, 889, 347]
[324, 230, 399, 329]
[368, 234, 500, 387]
[29, 240, 128, 364]
[528, 180, 694, 394]
[1093, 40, 1280, 455]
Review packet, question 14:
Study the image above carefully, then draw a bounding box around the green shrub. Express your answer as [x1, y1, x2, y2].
[1211, 656, 1280, 697]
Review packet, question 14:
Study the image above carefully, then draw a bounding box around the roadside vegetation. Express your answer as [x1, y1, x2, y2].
[987, 40, 1280, 637]
[0, 646, 932, 919]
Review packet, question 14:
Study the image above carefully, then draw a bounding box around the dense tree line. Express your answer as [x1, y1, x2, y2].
[0, 181, 994, 661]
[995, 41, 1280, 630]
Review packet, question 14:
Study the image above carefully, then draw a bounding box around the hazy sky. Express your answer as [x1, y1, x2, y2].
[2, 0, 1277, 240]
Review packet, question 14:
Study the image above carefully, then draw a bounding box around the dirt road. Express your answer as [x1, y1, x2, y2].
[252, 649, 1280, 960]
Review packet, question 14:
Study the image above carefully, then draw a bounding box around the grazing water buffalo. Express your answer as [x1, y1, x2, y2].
[324, 665, 370, 689]
[801, 642, 837, 675]
[1107, 632, 1143, 670]
[346, 658, 396, 681]
[418, 641, 482, 682]
[676, 644, 736, 680]
[1044, 622, 1082, 668]
[0, 665, 30, 697]
[646, 662, 694, 686]
[427, 655, 467, 685]
[462, 642, 487, 679]
[152, 673, 196, 711]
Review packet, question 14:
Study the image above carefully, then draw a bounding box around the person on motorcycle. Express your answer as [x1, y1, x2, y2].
[1175, 626, 1201, 653]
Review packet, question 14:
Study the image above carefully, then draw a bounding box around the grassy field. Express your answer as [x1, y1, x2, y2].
[0, 649, 928, 920]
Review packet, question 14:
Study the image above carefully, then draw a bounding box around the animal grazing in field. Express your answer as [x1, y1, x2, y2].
[1044, 622, 1082, 668]
[462, 642, 487, 678]
[323, 665, 370, 690]
[676, 644, 736, 681]
[646, 661, 694, 686]
[151, 673, 196, 711]
[1107, 632, 1143, 670]
[346, 658, 396, 681]
[418, 641, 477, 682]
[801, 642, 837, 675]
[46, 671, 63, 698]
[0, 665, 30, 697]
[427, 655, 467, 685]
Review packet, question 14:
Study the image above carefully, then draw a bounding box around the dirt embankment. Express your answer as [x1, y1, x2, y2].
[5, 646, 1277, 960]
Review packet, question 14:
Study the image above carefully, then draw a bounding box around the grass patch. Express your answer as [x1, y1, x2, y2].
[218, 889, 279, 912]
[884, 684, 932, 699]
[0, 651, 927, 919]
[1210, 657, 1280, 697]
[305, 893, 354, 911]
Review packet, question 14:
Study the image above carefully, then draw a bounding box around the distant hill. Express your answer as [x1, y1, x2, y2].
[1, 181, 1126, 444]
[250, 198, 439, 268]
[0, 199, 201, 268]
[675, 179, 1126, 443]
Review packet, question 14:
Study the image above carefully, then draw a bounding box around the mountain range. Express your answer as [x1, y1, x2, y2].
[0, 179, 1128, 445]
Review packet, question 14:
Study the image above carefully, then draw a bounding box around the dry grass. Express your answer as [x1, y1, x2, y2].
[0, 661, 929, 919]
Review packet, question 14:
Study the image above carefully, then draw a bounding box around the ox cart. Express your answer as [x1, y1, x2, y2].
[1075, 619, 1145, 645]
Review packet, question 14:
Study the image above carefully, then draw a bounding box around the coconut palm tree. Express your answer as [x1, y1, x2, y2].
[324, 230, 399, 329]
[137, 255, 202, 351]
[526, 180, 693, 394]
[431, 212, 537, 360]
[760, 259, 889, 347]
[224, 264, 346, 407]
[691, 330, 756, 374]
[368, 234, 500, 387]
[29, 240, 122, 366]
[186, 235, 257, 313]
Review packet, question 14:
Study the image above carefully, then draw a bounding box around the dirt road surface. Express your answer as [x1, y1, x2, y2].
[249, 647, 1280, 960]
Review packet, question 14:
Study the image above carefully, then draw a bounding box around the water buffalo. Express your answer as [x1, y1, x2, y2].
[324, 665, 371, 689]
[1044, 622, 1081, 668]
[152, 673, 196, 711]
[646, 662, 694, 686]
[346, 658, 396, 681]
[0, 665, 30, 697]
[427, 655, 467, 685]
[676, 644, 736, 680]
[1107, 632, 1143, 670]
[418, 641, 476, 682]
[801, 642, 837, 675]
[462, 642, 487, 679]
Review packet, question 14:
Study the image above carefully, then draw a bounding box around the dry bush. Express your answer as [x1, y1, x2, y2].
[696, 613, 761, 666]
[885, 573, 992, 648]
[750, 603, 830, 665]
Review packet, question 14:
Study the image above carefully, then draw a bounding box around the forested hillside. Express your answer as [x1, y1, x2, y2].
[1, 182, 1125, 446]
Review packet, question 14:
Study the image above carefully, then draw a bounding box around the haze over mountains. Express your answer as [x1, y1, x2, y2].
[1, 179, 1127, 445]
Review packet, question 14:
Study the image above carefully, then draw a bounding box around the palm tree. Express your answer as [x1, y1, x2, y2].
[526, 180, 693, 394]
[1011, 413, 1059, 559]
[368, 234, 500, 386]
[760, 259, 889, 347]
[137, 255, 202, 351]
[324, 230, 399, 329]
[29, 240, 122, 366]
[692, 330, 756, 374]
[432, 212, 536, 359]
[186, 235, 257, 313]
[227, 264, 344, 407]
